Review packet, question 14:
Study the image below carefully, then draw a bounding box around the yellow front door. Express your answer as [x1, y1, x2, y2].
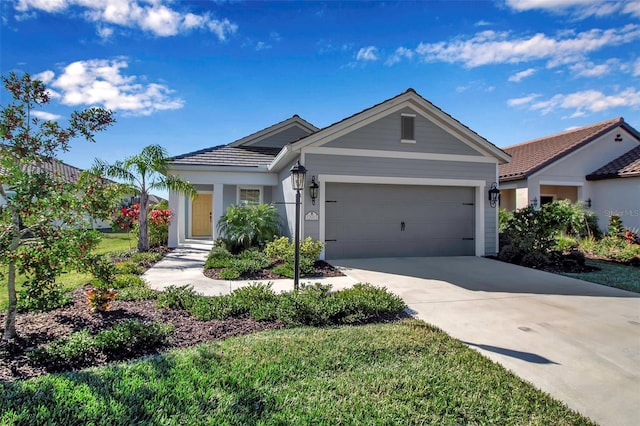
[192, 193, 212, 237]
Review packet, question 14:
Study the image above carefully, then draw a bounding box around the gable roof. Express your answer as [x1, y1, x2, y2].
[269, 88, 510, 171]
[586, 145, 640, 180]
[227, 115, 318, 147]
[170, 145, 281, 167]
[170, 88, 510, 171]
[499, 117, 639, 182]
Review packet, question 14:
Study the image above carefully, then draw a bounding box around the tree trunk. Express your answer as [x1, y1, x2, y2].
[138, 192, 150, 252]
[3, 211, 20, 340]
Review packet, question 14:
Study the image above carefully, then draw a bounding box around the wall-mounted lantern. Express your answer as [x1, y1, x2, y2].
[531, 197, 538, 208]
[488, 182, 500, 208]
[585, 198, 592, 209]
[309, 176, 319, 205]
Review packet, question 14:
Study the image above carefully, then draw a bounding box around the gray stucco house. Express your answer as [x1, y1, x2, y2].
[167, 89, 511, 259]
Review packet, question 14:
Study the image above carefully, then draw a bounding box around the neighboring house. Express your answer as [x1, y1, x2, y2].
[499, 117, 640, 231]
[167, 89, 511, 259]
[0, 157, 116, 229]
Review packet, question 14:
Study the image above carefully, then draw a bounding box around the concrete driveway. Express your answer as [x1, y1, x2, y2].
[329, 257, 640, 426]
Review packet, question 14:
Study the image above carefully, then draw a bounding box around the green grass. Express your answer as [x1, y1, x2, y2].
[0, 231, 135, 309]
[562, 259, 640, 293]
[0, 320, 593, 425]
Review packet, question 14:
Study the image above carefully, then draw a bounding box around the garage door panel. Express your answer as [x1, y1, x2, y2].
[325, 183, 475, 259]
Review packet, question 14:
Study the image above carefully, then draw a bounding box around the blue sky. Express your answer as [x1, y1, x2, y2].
[2, 0, 640, 182]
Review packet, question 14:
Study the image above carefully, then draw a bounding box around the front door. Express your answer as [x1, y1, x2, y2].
[192, 193, 212, 237]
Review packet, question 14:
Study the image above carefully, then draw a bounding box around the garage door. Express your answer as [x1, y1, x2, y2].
[325, 183, 475, 259]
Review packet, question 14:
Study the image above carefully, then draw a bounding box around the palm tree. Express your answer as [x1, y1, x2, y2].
[93, 145, 196, 252]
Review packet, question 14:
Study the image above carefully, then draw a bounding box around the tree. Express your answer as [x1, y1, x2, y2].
[0, 72, 117, 340]
[93, 145, 196, 252]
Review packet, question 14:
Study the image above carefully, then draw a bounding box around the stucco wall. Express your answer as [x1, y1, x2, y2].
[589, 178, 640, 231]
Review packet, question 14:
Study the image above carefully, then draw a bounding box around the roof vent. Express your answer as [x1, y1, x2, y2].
[614, 133, 623, 142]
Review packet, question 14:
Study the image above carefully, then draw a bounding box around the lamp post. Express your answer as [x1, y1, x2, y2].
[290, 160, 307, 291]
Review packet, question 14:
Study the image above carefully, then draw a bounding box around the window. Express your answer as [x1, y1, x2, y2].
[401, 114, 415, 143]
[238, 187, 262, 205]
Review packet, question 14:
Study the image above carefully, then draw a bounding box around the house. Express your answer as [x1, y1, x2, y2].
[167, 89, 511, 259]
[0, 157, 113, 229]
[499, 117, 640, 231]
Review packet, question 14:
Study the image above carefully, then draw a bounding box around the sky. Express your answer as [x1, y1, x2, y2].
[2, 0, 640, 192]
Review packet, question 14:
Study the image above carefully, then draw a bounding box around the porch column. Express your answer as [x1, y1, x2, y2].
[168, 190, 184, 248]
[515, 187, 529, 210]
[528, 183, 541, 210]
[213, 183, 224, 239]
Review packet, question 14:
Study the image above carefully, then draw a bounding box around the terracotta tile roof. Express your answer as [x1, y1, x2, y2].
[170, 145, 281, 167]
[587, 145, 640, 180]
[499, 117, 625, 182]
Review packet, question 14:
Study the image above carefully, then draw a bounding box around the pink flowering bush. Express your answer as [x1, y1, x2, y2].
[111, 204, 172, 247]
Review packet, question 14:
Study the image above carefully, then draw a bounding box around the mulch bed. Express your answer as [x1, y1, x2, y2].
[0, 285, 284, 382]
[203, 260, 345, 281]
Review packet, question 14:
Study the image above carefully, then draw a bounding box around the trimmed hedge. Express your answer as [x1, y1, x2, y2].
[156, 282, 407, 326]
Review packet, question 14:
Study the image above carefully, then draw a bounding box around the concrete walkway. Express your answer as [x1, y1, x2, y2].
[143, 246, 640, 425]
[142, 240, 356, 295]
[330, 257, 640, 426]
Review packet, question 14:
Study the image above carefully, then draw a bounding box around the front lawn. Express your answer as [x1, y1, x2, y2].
[561, 259, 640, 293]
[0, 320, 594, 425]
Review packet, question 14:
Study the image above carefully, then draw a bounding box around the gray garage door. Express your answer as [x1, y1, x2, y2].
[325, 183, 475, 259]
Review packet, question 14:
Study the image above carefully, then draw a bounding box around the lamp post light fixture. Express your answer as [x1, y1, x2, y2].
[309, 176, 319, 205]
[488, 182, 500, 208]
[290, 160, 307, 291]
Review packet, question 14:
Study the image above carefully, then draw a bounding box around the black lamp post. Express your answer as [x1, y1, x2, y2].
[290, 160, 307, 291]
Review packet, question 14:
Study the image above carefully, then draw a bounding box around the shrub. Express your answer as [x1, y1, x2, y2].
[219, 268, 241, 280]
[554, 235, 578, 252]
[498, 244, 523, 265]
[94, 320, 173, 355]
[327, 283, 407, 324]
[217, 203, 281, 252]
[156, 285, 200, 311]
[204, 246, 233, 269]
[112, 274, 147, 289]
[17, 282, 71, 313]
[82, 254, 117, 287]
[116, 260, 143, 275]
[498, 207, 513, 233]
[28, 320, 172, 369]
[265, 236, 323, 277]
[608, 214, 624, 238]
[502, 201, 597, 257]
[28, 329, 97, 368]
[521, 251, 550, 269]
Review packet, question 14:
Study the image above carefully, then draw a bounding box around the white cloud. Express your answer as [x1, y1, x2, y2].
[414, 25, 640, 68]
[13, 0, 237, 40]
[32, 111, 63, 120]
[569, 59, 619, 77]
[385, 47, 413, 66]
[530, 87, 640, 115]
[508, 68, 536, 82]
[255, 41, 271, 51]
[356, 46, 379, 61]
[507, 93, 541, 107]
[505, 0, 638, 18]
[634, 58, 640, 76]
[40, 58, 184, 116]
[475, 20, 492, 26]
